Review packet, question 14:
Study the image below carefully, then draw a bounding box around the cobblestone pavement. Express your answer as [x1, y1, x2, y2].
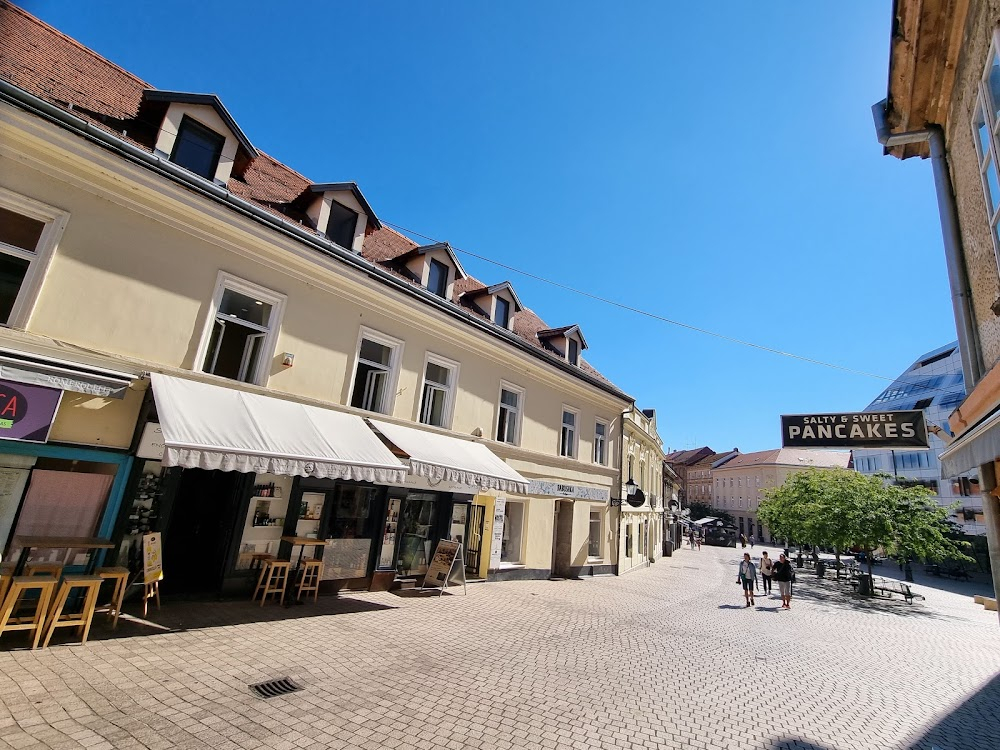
[1, 544, 999, 750]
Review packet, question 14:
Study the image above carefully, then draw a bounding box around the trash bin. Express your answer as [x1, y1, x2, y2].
[857, 574, 873, 596]
[816, 560, 826, 578]
[663, 540, 673, 557]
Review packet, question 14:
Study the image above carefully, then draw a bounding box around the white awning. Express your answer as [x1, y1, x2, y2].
[939, 407, 1000, 477]
[0, 347, 134, 398]
[150, 373, 408, 482]
[368, 419, 530, 494]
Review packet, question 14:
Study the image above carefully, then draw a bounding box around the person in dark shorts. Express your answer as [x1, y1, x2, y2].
[772, 553, 794, 609]
[737, 552, 757, 607]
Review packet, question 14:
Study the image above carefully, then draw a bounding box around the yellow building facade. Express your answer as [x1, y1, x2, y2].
[617, 407, 664, 574]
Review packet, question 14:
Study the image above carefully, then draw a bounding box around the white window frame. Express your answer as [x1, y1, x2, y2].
[0, 188, 69, 329]
[588, 508, 603, 561]
[593, 419, 609, 465]
[560, 406, 579, 459]
[500, 500, 525, 565]
[975, 32, 1000, 272]
[495, 381, 524, 446]
[194, 271, 285, 386]
[347, 326, 404, 415]
[417, 352, 459, 428]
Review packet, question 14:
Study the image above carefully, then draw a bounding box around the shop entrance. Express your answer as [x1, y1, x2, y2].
[464, 504, 485, 575]
[162, 468, 246, 594]
[552, 500, 573, 578]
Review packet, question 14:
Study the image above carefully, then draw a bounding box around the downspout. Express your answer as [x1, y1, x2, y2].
[872, 100, 983, 388]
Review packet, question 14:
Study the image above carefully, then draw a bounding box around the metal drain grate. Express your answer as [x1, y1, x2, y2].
[249, 677, 302, 699]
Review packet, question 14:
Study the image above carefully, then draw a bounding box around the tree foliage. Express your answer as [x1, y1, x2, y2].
[758, 467, 972, 576]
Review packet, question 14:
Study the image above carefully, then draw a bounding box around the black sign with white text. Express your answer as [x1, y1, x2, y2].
[781, 411, 929, 449]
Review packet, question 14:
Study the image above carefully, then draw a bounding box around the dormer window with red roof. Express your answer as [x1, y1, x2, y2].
[568, 337, 580, 366]
[428, 258, 450, 298]
[303, 183, 380, 254]
[495, 296, 511, 328]
[326, 200, 359, 251]
[538, 325, 588, 367]
[170, 116, 225, 180]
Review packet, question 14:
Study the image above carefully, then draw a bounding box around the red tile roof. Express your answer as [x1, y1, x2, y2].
[0, 2, 621, 392]
[715, 448, 852, 470]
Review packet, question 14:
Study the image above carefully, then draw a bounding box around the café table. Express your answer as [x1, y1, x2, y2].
[11, 536, 115, 576]
[279, 536, 327, 605]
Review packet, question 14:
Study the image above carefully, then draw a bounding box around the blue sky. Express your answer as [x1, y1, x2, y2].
[23, 1, 955, 453]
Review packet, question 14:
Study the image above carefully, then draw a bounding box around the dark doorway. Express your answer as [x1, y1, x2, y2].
[465, 504, 485, 575]
[552, 500, 574, 578]
[162, 468, 245, 595]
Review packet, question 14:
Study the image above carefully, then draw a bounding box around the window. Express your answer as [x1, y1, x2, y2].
[625, 523, 633, 558]
[496, 383, 523, 444]
[0, 190, 66, 327]
[594, 420, 608, 465]
[588, 510, 602, 559]
[937, 391, 965, 410]
[560, 408, 578, 458]
[495, 296, 511, 328]
[170, 116, 225, 179]
[326, 200, 358, 250]
[350, 330, 402, 414]
[914, 398, 933, 410]
[976, 46, 1000, 263]
[568, 338, 579, 365]
[418, 355, 457, 428]
[199, 274, 284, 385]
[427, 258, 449, 298]
[896, 451, 931, 470]
[501, 501, 524, 564]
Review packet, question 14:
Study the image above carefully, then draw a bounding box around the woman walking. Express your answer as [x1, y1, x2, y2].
[759, 551, 773, 596]
[737, 553, 757, 607]
[772, 553, 794, 609]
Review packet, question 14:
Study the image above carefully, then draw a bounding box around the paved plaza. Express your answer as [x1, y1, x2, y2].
[0, 545, 998, 750]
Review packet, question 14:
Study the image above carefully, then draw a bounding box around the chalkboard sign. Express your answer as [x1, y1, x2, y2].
[421, 539, 467, 596]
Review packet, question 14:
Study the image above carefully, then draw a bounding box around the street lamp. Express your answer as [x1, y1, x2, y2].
[611, 477, 639, 507]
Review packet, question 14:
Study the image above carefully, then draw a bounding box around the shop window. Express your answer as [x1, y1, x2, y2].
[496, 382, 523, 445]
[560, 407, 578, 458]
[0, 190, 67, 327]
[326, 200, 358, 250]
[594, 420, 608, 465]
[350, 329, 402, 414]
[170, 115, 225, 180]
[396, 492, 437, 575]
[501, 501, 524, 564]
[200, 274, 284, 385]
[588, 509, 602, 559]
[419, 354, 457, 428]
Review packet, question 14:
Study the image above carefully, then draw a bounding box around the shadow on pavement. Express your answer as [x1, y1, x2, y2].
[908, 671, 1000, 749]
[764, 739, 834, 750]
[0, 593, 397, 651]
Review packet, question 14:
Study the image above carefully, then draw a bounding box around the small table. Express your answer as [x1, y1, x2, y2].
[280, 536, 326, 604]
[11, 537, 115, 576]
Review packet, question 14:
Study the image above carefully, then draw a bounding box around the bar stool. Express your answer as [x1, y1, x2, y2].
[42, 575, 103, 648]
[95, 567, 130, 629]
[259, 561, 290, 606]
[251, 555, 276, 601]
[296, 560, 323, 602]
[25, 562, 64, 578]
[0, 576, 58, 650]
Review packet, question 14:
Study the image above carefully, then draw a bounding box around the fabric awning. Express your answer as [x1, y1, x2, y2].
[368, 419, 530, 494]
[150, 373, 408, 482]
[939, 407, 1000, 477]
[0, 347, 134, 398]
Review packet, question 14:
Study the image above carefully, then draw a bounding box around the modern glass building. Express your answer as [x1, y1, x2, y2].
[853, 342, 985, 535]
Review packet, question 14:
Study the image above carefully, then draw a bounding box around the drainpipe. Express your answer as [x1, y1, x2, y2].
[872, 100, 983, 388]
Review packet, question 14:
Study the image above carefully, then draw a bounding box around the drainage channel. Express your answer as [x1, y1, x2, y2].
[249, 677, 303, 699]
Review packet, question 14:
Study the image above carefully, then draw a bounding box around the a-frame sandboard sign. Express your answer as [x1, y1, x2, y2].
[420, 539, 468, 596]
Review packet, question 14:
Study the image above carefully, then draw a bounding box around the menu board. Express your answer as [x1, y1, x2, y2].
[322, 539, 371, 579]
[489, 498, 506, 570]
[142, 532, 163, 584]
[422, 539, 466, 595]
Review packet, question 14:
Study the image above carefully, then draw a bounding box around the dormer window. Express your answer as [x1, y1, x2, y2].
[170, 116, 225, 180]
[568, 338, 579, 366]
[495, 296, 511, 328]
[326, 200, 359, 250]
[537, 324, 588, 366]
[428, 258, 449, 298]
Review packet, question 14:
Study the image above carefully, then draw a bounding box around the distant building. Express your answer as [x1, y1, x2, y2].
[664, 447, 716, 507]
[853, 343, 984, 535]
[713, 449, 852, 542]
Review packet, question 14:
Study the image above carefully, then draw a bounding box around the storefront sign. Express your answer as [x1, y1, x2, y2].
[422, 539, 466, 594]
[781, 411, 929, 449]
[137, 422, 166, 460]
[0, 379, 62, 443]
[143, 532, 163, 584]
[527, 480, 610, 502]
[489, 498, 506, 570]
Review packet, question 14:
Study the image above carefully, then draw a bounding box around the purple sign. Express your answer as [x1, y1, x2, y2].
[0, 379, 62, 443]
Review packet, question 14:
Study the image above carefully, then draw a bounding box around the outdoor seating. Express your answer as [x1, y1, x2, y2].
[0, 575, 58, 650]
[258, 561, 290, 606]
[852, 575, 925, 604]
[95, 567, 130, 629]
[41, 575, 103, 647]
[25, 562, 63, 578]
[296, 559, 323, 602]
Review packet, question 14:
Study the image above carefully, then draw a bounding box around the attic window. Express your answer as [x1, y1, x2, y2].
[568, 338, 580, 366]
[495, 296, 511, 328]
[170, 116, 224, 179]
[428, 258, 449, 298]
[327, 201, 358, 250]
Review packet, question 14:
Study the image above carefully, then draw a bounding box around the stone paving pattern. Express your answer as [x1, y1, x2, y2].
[0, 544, 998, 750]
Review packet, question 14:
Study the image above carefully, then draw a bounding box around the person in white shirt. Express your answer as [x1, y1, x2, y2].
[759, 551, 774, 595]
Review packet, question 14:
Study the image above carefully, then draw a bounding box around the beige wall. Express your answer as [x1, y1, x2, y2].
[47, 386, 145, 449]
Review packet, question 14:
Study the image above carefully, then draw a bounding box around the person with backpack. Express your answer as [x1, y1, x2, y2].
[758, 551, 774, 596]
[737, 553, 757, 607]
[772, 552, 794, 609]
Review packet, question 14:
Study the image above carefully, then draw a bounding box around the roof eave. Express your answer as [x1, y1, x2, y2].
[309, 182, 382, 229]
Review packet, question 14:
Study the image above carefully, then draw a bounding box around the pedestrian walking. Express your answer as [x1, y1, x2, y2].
[740, 533, 747, 549]
[749, 535, 755, 548]
[688, 529, 696, 549]
[758, 551, 774, 595]
[772, 553, 794, 609]
[695, 533, 701, 550]
[737, 553, 757, 607]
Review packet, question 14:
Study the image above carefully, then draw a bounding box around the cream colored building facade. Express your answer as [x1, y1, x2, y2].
[617, 407, 664, 573]
[713, 449, 852, 543]
[0, 6, 633, 592]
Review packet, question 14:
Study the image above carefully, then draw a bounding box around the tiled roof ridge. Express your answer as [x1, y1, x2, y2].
[1, 2, 152, 92]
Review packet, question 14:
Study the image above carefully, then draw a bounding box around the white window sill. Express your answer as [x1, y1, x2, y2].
[586, 558, 605, 564]
[498, 562, 524, 569]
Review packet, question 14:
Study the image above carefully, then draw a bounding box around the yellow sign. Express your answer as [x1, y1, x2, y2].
[143, 532, 163, 585]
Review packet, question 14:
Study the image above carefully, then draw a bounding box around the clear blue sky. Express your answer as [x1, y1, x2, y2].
[22, 0, 955, 453]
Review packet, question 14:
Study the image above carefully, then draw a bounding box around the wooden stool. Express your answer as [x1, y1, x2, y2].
[42, 575, 103, 648]
[0, 576, 58, 650]
[259, 561, 290, 606]
[95, 567, 130, 629]
[296, 560, 323, 602]
[25, 562, 64, 578]
[251, 555, 276, 601]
